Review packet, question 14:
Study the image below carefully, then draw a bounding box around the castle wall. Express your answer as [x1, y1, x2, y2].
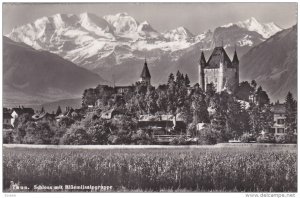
[223, 68, 237, 92]
[204, 67, 237, 92]
[204, 68, 221, 91]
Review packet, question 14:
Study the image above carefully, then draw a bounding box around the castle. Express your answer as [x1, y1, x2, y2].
[199, 46, 239, 93]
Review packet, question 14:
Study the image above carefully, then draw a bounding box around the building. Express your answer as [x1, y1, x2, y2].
[83, 59, 152, 107]
[199, 46, 239, 92]
[32, 112, 55, 122]
[55, 107, 75, 122]
[137, 114, 186, 135]
[3, 113, 12, 128]
[114, 86, 134, 94]
[11, 107, 34, 127]
[100, 108, 121, 120]
[139, 59, 151, 85]
[270, 104, 287, 136]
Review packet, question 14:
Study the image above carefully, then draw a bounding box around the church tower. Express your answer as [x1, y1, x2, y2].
[139, 59, 151, 85]
[199, 51, 206, 90]
[232, 48, 239, 89]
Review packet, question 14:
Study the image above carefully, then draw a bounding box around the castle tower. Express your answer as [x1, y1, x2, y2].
[199, 51, 206, 90]
[218, 50, 226, 92]
[232, 48, 239, 89]
[139, 58, 151, 85]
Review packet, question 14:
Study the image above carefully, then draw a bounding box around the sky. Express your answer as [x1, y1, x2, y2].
[2, 3, 297, 35]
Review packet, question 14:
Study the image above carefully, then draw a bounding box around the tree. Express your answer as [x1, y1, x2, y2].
[226, 98, 243, 138]
[34, 121, 55, 144]
[285, 92, 297, 135]
[235, 81, 254, 101]
[191, 91, 209, 124]
[86, 119, 111, 145]
[197, 127, 218, 145]
[58, 117, 75, 128]
[175, 70, 184, 88]
[184, 74, 190, 87]
[56, 106, 62, 116]
[40, 106, 45, 113]
[156, 91, 168, 113]
[255, 86, 270, 107]
[210, 92, 230, 142]
[131, 129, 154, 145]
[61, 124, 91, 145]
[248, 103, 273, 137]
[13, 113, 32, 143]
[251, 80, 257, 90]
[167, 73, 175, 85]
[108, 115, 136, 144]
[145, 86, 158, 114]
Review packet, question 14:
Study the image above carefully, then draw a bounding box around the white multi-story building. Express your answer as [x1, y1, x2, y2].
[270, 103, 288, 136]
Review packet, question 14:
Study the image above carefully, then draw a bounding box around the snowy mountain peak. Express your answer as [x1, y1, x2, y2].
[140, 21, 150, 25]
[103, 12, 138, 35]
[247, 17, 259, 23]
[79, 12, 98, 19]
[78, 12, 114, 36]
[222, 17, 282, 38]
[7, 12, 288, 84]
[116, 12, 129, 17]
[164, 26, 194, 41]
[137, 21, 157, 32]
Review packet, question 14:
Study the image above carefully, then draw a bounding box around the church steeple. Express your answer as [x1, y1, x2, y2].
[140, 58, 151, 85]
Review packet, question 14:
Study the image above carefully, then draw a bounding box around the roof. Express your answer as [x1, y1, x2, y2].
[101, 108, 117, 119]
[137, 120, 186, 129]
[271, 104, 286, 114]
[232, 50, 239, 63]
[3, 113, 12, 119]
[140, 60, 151, 78]
[205, 47, 234, 69]
[12, 107, 34, 115]
[200, 51, 206, 66]
[139, 114, 184, 121]
[32, 112, 55, 120]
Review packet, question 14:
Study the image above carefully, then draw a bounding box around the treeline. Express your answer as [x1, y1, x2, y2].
[4, 71, 297, 145]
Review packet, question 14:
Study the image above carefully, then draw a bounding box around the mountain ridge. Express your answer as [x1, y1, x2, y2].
[3, 36, 105, 107]
[240, 25, 297, 101]
[6, 13, 292, 101]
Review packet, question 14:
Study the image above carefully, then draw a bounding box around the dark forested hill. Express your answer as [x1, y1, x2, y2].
[3, 36, 105, 106]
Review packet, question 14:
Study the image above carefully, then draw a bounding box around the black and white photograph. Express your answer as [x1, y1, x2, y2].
[1, 2, 298, 196]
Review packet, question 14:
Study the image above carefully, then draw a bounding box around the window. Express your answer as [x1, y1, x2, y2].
[277, 128, 285, 134]
[277, 119, 285, 125]
[269, 128, 275, 133]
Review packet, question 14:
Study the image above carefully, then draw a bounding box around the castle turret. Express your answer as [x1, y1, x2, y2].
[140, 59, 151, 85]
[199, 51, 206, 90]
[218, 50, 226, 92]
[232, 48, 239, 89]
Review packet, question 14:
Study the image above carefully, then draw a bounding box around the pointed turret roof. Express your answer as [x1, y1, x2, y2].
[232, 49, 239, 63]
[200, 51, 206, 65]
[206, 47, 233, 69]
[140, 59, 151, 78]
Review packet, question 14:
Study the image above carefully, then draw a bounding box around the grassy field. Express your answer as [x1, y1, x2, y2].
[3, 145, 297, 192]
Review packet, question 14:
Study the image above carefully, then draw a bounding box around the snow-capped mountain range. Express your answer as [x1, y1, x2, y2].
[7, 12, 282, 85]
[221, 17, 282, 39]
